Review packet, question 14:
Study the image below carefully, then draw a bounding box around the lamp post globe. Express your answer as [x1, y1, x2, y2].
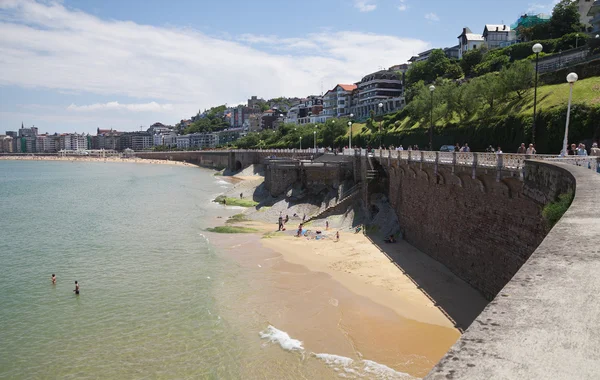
[429, 85, 435, 92]
[562, 73, 578, 157]
[532, 43, 543, 54]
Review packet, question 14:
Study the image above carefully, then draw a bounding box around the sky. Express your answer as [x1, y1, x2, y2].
[0, 0, 560, 134]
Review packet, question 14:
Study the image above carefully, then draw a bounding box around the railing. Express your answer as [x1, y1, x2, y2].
[358, 149, 599, 174]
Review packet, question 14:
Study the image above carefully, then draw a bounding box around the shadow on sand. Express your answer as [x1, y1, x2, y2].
[365, 234, 489, 332]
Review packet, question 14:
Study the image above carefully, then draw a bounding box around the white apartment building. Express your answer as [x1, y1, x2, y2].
[36, 134, 58, 153]
[323, 84, 356, 118]
[176, 135, 190, 149]
[483, 24, 516, 50]
[457, 27, 485, 58]
[190, 132, 219, 148]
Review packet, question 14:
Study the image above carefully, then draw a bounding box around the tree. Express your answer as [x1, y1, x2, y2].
[549, 0, 583, 38]
[500, 60, 534, 100]
[321, 119, 348, 147]
[460, 48, 484, 77]
[471, 73, 506, 113]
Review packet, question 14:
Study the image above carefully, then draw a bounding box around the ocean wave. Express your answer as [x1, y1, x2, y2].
[259, 325, 304, 352]
[314, 353, 416, 379]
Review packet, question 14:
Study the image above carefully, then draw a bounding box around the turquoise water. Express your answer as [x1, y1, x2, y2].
[0, 161, 245, 379]
[0, 160, 418, 380]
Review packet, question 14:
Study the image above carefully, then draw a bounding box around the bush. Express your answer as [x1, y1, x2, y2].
[542, 191, 573, 229]
[206, 226, 258, 233]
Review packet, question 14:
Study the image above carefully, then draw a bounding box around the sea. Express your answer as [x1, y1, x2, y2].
[0, 160, 427, 379]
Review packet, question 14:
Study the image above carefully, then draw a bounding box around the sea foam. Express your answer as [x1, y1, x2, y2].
[259, 325, 304, 352]
[314, 353, 416, 379]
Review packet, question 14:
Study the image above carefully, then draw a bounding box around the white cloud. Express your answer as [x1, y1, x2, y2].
[67, 101, 174, 112]
[398, 0, 408, 11]
[0, 0, 428, 131]
[354, 0, 377, 12]
[424, 12, 440, 22]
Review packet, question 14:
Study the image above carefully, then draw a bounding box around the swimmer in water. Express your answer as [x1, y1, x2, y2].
[74, 281, 79, 295]
[51, 274, 56, 284]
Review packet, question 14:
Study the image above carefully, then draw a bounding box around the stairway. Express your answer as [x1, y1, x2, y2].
[304, 186, 361, 224]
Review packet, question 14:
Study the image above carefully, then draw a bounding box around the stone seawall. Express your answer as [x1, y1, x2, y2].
[384, 160, 547, 300]
[135, 151, 231, 170]
[426, 161, 600, 379]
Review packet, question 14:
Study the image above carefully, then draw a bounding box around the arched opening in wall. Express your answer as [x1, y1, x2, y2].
[235, 161, 242, 171]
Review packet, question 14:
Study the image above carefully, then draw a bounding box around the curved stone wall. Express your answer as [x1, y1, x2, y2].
[426, 161, 600, 379]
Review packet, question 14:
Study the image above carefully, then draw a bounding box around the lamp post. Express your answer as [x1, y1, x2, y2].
[378, 102, 383, 147]
[532, 43, 543, 145]
[429, 85, 435, 151]
[313, 130, 317, 150]
[562, 72, 578, 156]
[299, 136, 302, 150]
[576, 34, 579, 49]
[348, 121, 352, 148]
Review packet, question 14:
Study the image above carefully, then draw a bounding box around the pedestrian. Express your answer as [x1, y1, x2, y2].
[526, 143, 536, 155]
[278, 215, 283, 231]
[325, 220, 329, 230]
[335, 231, 340, 242]
[284, 214, 289, 224]
[591, 142, 599, 173]
[496, 147, 503, 154]
[73, 281, 79, 295]
[517, 143, 526, 154]
[577, 143, 588, 156]
[240, 192, 243, 199]
[486, 145, 494, 153]
[302, 214, 306, 223]
[51, 274, 56, 284]
[454, 143, 460, 152]
[568, 143, 577, 155]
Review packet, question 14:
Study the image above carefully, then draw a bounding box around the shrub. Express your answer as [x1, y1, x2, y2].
[542, 191, 574, 229]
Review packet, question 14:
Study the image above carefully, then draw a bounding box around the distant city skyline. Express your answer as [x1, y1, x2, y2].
[1, 0, 560, 134]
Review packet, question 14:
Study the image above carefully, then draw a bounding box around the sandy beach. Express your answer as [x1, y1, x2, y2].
[0, 155, 198, 167]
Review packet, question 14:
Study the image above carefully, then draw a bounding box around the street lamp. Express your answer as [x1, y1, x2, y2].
[299, 136, 302, 150]
[429, 85, 435, 151]
[378, 103, 383, 147]
[347, 121, 353, 148]
[532, 43, 543, 145]
[313, 130, 317, 150]
[561, 72, 578, 156]
[576, 34, 579, 49]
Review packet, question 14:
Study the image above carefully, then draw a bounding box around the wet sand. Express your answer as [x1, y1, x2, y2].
[208, 224, 470, 378]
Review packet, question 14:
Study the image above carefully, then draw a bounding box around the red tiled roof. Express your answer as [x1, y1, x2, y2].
[338, 84, 357, 91]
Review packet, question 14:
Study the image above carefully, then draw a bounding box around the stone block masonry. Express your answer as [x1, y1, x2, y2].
[383, 160, 548, 300]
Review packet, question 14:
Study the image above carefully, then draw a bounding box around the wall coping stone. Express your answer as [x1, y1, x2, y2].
[426, 161, 600, 379]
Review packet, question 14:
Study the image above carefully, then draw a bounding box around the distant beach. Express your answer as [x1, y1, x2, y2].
[0, 155, 197, 167]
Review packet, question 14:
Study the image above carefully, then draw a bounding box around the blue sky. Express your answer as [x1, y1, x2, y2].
[0, 0, 559, 134]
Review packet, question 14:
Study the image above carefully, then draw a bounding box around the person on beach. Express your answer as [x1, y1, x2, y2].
[302, 214, 306, 223]
[240, 192, 243, 199]
[51, 274, 56, 284]
[335, 231, 340, 242]
[326, 220, 329, 230]
[278, 215, 284, 231]
[297, 223, 303, 237]
[74, 281, 79, 295]
[284, 215, 289, 224]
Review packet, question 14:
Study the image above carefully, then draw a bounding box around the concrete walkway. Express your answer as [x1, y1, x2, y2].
[426, 163, 600, 379]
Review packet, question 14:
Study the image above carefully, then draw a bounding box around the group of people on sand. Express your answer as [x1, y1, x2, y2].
[51, 274, 80, 295]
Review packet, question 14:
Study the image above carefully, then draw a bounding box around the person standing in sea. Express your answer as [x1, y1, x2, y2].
[51, 274, 56, 284]
[74, 281, 79, 295]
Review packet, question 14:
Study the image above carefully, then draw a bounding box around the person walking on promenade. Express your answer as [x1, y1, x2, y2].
[496, 147, 503, 154]
[526, 144, 536, 155]
[591, 142, 599, 173]
[577, 143, 588, 156]
[517, 143, 526, 154]
[454, 143, 460, 152]
[74, 281, 80, 295]
[568, 143, 577, 155]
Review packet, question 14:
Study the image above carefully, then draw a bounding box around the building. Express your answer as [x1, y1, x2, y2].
[511, 13, 550, 41]
[458, 27, 485, 58]
[248, 95, 265, 109]
[218, 128, 244, 146]
[444, 45, 461, 59]
[5, 131, 18, 152]
[36, 134, 59, 153]
[147, 122, 173, 135]
[323, 84, 357, 118]
[483, 24, 516, 50]
[350, 69, 405, 120]
[1, 135, 14, 153]
[248, 114, 262, 132]
[580, 0, 595, 26]
[261, 109, 280, 129]
[176, 135, 190, 149]
[190, 132, 219, 149]
[120, 132, 153, 151]
[153, 131, 177, 147]
[408, 49, 435, 63]
[589, 1, 600, 34]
